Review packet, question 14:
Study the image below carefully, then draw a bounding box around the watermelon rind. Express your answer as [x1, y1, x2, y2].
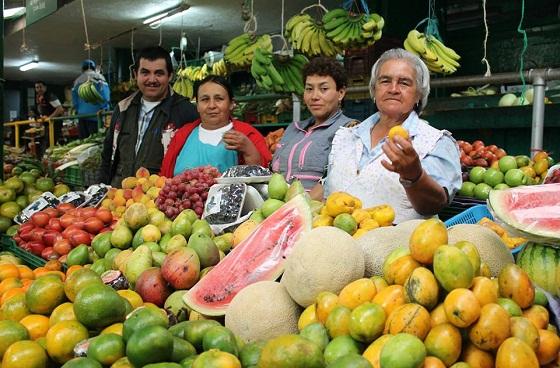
[183, 194, 312, 316]
[516, 242, 559, 296]
[488, 184, 560, 245]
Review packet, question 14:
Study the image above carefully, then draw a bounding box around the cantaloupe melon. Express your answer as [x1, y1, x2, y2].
[447, 224, 514, 277]
[395, 219, 426, 235]
[225, 281, 301, 343]
[281, 227, 365, 307]
[356, 226, 408, 277]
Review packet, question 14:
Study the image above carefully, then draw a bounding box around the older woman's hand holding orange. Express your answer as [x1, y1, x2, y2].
[381, 135, 423, 182]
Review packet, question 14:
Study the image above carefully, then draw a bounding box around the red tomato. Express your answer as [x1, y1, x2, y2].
[69, 229, 92, 247]
[56, 203, 75, 213]
[28, 241, 46, 256]
[486, 144, 498, 153]
[13, 235, 22, 245]
[19, 230, 33, 242]
[19, 223, 34, 233]
[20, 242, 32, 252]
[46, 218, 63, 232]
[43, 207, 60, 218]
[42, 230, 62, 248]
[62, 225, 82, 240]
[79, 207, 97, 219]
[31, 228, 47, 243]
[31, 212, 50, 228]
[53, 238, 72, 255]
[472, 140, 485, 150]
[41, 247, 58, 260]
[95, 208, 113, 224]
[84, 217, 104, 235]
[495, 148, 507, 159]
[99, 227, 112, 233]
[462, 142, 473, 154]
[59, 214, 76, 229]
[474, 158, 489, 167]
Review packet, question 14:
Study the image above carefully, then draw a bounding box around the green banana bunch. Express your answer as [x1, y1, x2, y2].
[403, 30, 461, 75]
[224, 33, 273, 68]
[78, 80, 105, 104]
[172, 71, 194, 99]
[211, 59, 227, 76]
[323, 8, 384, 49]
[285, 13, 340, 57]
[251, 48, 285, 92]
[273, 54, 308, 95]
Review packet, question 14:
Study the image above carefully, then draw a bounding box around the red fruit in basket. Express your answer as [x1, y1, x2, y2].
[84, 217, 104, 234]
[462, 142, 473, 154]
[53, 238, 72, 255]
[46, 218, 63, 232]
[43, 207, 60, 218]
[59, 214, 76, 229]
[474, 158, 489, 167]
[99, 226, 112, 234]
[31, 212, 50, 228]
[57, 203, 75, 213]
[41, 247, 58, 260]
[461, 156, 474, 167]
[69, 230, 92, 247]
[19, 223, 34, 233]
[72, 218, 85, 230]
[95, 208, 113, 224]
[495, 148, 507, 159]
[19, 230, 33, 242]
[486, 144, 498, 153]
[13, 235, 22, 245]
[79, 207, 97, 219]
[28, 241, 45, 256]
[20, 242, 31, 252]
[472, 140, 485, 149]
[43, 230, 62, 247]
[481, 151, 495, 161]
[31, 228, 47, 242]
[58, 254, 67, 263]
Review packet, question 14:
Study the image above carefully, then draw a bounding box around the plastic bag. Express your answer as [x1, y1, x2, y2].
[217, 165, 272, 184]
[14, 192, 60, 224]
[544, 163, 560, 184]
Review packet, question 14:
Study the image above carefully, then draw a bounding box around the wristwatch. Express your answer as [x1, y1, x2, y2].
[399, 171, 423, 188]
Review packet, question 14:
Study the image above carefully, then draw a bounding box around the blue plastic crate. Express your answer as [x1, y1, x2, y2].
[444, 205, 493, 227]
[444, 204, 524, 254]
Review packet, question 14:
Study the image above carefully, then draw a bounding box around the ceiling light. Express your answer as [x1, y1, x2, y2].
[143, 2, 190, 26]
[4, 6, 26, 18]
[19, 61, 39, 72]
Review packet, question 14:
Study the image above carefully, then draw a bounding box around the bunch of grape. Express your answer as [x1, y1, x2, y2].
[155, 166, 220, 219]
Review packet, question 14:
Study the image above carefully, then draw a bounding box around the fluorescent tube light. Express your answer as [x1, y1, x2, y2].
[143, 11, 170, 24]
[19, 61, 39, 72]
[4, 6, 26, 18]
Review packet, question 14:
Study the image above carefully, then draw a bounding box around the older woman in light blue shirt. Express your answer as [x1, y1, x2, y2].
[319, 48, 461, 223]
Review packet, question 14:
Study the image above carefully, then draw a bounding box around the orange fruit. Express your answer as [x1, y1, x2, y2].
[388, 125, 410, 140]
[0, 264, 19, 281]
[1, 340, 48, 368]
[1, 287, 26, 306]
[298, 304, 318, 331]
[533, 159, 549, 176]
[65, 265, 83, 278]
[49, 302, 77, 327]
[371, 205, 395, 227]
[44, 259, 63, 272]
[533, 151, 549, 162]
[117, 290, 143, 310]
[0, 319, 30, 358]
[15, 265, 34, 280]
[338, 278, 377, 310]
[19, 314, 50, 340]
[0, 277, 23, 297]
[46, 320, 89, 364]
[25, 275, 66, 315]
[1, 292, 30, 321]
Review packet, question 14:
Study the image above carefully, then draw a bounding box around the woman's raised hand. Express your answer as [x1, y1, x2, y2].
[381, 135, 423, 181]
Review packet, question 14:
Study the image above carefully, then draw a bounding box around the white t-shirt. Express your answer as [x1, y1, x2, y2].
[198, 123, 233, 146]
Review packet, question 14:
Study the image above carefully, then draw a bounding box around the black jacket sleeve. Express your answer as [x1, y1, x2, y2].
[174, 96, 199, 128]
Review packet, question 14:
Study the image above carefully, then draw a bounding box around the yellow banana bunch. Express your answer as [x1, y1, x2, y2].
[224, 33, 273, 68]
[323, 8, 385, 49]
[78, 80, 105, 104]
[172, 67, 194, 98]
[285, 13, 340, 57]
[211, 59, 227, 76]
[403, 30, 461, 75]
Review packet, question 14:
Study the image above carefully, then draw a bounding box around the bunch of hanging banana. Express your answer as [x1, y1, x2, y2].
[172, 68, 194, 99]
[78, 80, 105, 104]
[211, 59, 227, 76]
[272, 54, 308, 95]
[224, 33, 273, 68]
[285, 13, 340, 57]
[323, 8, 385, 49]
[251, 48, 285, 91]
[403, 30, 461, 75]
[181, 64, 209, 81]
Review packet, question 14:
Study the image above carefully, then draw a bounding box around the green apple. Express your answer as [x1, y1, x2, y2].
[473, 183, 492, 200]
[494, 183, 510, 190]
[515, 155, 531, 168]
[483, 168, 504, 187]
[498, 156, 518, 173]
[458, 181, 476, 197]
[469, 166, 486, 184]
[504, 169, 527, 187]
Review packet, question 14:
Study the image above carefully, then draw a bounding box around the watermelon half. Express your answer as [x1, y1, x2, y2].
[489, 183, 560, 244]
[183, 194, 312, 316]
[517, 242, 560, 296]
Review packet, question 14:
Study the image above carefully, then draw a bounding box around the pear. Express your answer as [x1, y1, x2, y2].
[160, 234, 187, 254]
[261, 199, 285, 218]
[171, 213, 192, 238]
[124, 245, 153, 287]
[111, 224, 133, 249]
[284, 180, 305, 201]
[191, 219, 213, 238]
[188, 233, 220, 268]
[268, 173, 289, 200]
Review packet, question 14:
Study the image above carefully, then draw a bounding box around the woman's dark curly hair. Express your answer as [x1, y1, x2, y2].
[302, 57, 347, 90]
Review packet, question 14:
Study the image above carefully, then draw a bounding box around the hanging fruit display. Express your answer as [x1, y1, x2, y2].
[322, 8, 385, 49]
[224, 33, 273, 68]
[404, 29, 461, 74]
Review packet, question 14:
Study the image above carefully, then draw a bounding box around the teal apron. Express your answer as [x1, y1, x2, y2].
[174, 126, 238, 175]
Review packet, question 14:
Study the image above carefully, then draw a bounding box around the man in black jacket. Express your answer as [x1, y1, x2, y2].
[100, 46, 198, 186]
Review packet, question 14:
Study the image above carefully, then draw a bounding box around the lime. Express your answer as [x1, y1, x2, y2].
[333, 213, 357, 235]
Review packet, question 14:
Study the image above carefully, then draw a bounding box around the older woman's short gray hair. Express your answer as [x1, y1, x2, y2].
[369, 48, 431, 113]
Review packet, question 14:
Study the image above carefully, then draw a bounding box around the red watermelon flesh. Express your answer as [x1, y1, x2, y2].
[183, 194, 312, 316]
[489, 183, 560, 241]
